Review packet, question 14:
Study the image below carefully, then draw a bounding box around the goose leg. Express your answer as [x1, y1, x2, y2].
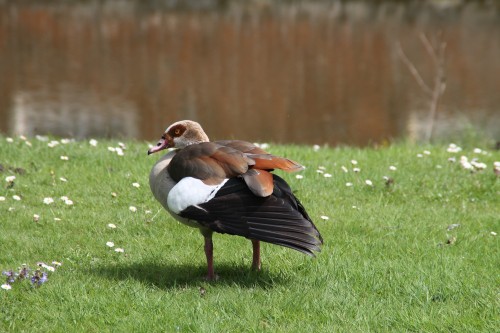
[251, 239, 261, 271]
[204, 235, 217, 281]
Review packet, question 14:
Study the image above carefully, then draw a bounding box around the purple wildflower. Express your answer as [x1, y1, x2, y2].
[2, 270, 15, 284]
[2, 270, 12, 277]
[30, 270, 48, 287]
[17, 266, 29, 280]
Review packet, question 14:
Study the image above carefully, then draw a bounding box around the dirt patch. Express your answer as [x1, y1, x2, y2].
[0, 163, 26, 175]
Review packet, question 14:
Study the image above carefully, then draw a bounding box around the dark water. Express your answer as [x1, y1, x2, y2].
[1, 1, 499, 145]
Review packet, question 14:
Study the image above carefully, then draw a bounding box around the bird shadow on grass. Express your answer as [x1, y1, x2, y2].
[89, 261, 288, 290]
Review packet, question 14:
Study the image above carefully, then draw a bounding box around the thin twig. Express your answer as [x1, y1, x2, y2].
[425, 37, 447, 142]
[396, 41, 433, 96]
[419, 33, 439, 65]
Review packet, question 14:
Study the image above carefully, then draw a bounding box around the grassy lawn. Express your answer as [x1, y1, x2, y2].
[1, 136, 498, 332]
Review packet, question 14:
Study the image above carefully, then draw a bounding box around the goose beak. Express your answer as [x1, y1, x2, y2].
[148, 137, 170, 155]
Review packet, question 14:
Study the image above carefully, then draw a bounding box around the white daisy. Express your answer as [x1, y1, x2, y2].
[5, 176, 16, 183]
[42, 264, 55, 272]
[36, 135, 48, 141]
[460, 156, 473, 170]
[471, 160, 487, 170]
[106, 241, 115, 247]
[48, 140, 60, 148]
[43, 197, 54, 205]
[447, 143, 462, 153]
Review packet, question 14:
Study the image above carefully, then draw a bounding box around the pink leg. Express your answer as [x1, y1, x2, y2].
[251, 239, 261, 271]
[204, 236, 216, 281]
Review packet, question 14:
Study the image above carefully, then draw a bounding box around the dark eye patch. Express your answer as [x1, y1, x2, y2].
[169, 124, 186, 137]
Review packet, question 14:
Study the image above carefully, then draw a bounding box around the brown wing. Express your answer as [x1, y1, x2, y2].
[215, 140, 268, 155]
[168, 142, 254, 185]
[215, 140, 304, 172]
[169, 141, 302, 196]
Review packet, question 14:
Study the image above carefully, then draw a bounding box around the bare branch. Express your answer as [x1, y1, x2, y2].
[396, 41, 433, 96]
[438, 41, 447, 67]
[419, 33, 439, 65]
[398, 33, 448, 142]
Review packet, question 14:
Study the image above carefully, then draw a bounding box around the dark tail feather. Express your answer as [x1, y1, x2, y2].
[180, 175, 323, 255]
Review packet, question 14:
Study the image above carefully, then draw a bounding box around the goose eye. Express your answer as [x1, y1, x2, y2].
[174, 129, 181, 135]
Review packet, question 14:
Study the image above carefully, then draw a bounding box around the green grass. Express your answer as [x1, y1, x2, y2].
[1, 136, 499, 332]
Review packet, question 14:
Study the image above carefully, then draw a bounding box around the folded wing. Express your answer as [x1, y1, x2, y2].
[179, 175, 323, 256]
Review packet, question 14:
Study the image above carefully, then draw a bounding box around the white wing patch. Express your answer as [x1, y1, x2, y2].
[167, 177, 228, 214]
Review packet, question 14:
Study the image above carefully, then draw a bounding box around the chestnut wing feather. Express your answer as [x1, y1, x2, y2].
[242, 169, 274, 197]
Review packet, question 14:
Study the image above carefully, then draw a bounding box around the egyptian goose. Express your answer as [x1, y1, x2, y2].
[148, 120, 322, 280]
